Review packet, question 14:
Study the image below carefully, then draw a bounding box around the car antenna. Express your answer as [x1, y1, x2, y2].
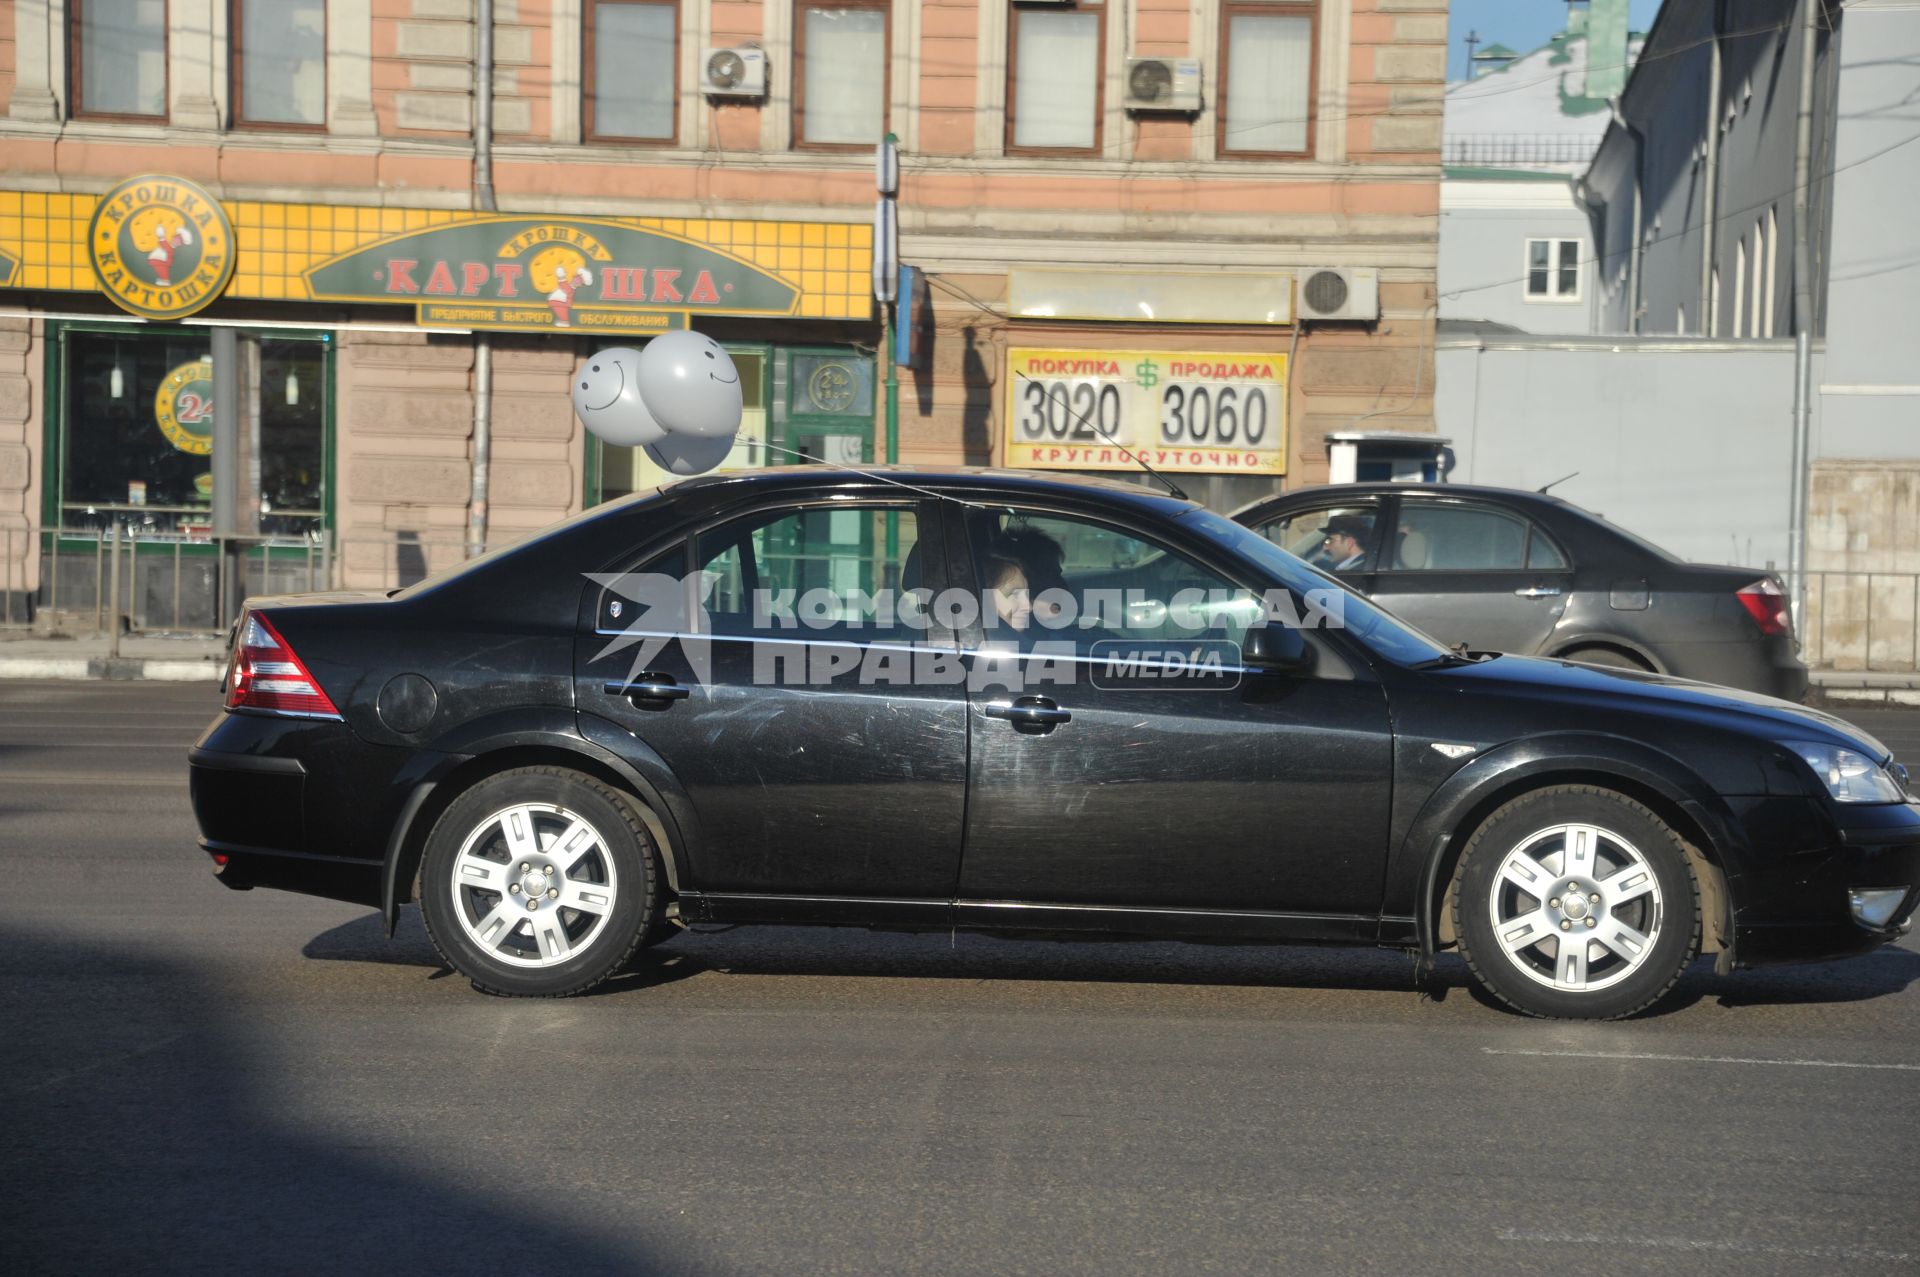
[1013, 371, 1188, 501]
[1537, 470, 1580, 495]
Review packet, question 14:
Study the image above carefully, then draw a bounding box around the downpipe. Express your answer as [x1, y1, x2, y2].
[1787, 0, 1822, 629]
[468, 0, 496, 559]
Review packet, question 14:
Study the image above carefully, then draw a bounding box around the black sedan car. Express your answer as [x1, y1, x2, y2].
[189, 467, 1917, 1019]
[1233, 483, 1809, 701]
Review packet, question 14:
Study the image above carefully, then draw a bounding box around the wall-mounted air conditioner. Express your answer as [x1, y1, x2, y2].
[1296, 268, 1381, 322]
[1123, 57, 1202, 113]
[702, 47, 767, 98]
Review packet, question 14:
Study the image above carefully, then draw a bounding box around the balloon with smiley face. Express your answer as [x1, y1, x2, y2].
[634, 330, 744, 439]
[643, 431, 737, 477]
[571, 346, 668, 448]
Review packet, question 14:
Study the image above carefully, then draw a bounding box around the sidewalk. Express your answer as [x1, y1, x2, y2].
[0, 633, 228, 681]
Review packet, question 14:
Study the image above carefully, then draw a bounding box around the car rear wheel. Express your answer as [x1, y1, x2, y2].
[419, 767, 657, 997]
[1452, 786, 1699, 1020]
[1560, 645, 1652, 673]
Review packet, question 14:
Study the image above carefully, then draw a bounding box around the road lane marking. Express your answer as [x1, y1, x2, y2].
[1497, 1229, 1913, 1263]
[1483, 1047, 1920, 1071]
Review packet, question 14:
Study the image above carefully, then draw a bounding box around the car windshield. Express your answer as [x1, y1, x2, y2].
[1176, 507, 1457, 666]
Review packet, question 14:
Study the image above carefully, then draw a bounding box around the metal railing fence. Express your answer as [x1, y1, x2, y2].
[1443, 134, 1598, 168]
[7, 529, 1920, 673]
[1801, 570, 1920, 673]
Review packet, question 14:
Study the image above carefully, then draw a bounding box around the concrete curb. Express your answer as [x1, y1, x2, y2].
[0, 657, 222, 682]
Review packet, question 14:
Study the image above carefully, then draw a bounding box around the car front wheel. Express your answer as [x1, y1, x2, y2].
[1453, 785, 1699, 1020]
[419, 767, 658, 997]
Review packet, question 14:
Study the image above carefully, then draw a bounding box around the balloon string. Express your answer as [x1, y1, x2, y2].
[750, 441, 992, 509]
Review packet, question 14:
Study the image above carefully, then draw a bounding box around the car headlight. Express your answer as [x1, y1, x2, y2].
[1785, 741, 1907, 804]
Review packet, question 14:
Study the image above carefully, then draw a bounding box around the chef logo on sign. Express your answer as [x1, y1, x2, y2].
[87, 175, 235, 321]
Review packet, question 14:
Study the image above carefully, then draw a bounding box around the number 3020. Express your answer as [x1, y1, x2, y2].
[1160, 383, 1270, 446]
[1017, 379, 1124, 441]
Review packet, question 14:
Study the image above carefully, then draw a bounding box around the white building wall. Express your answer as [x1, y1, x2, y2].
[1437, 336, 1810, 570]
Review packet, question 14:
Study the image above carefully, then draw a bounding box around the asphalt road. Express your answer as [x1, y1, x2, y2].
[4, 680, 1919, 1275]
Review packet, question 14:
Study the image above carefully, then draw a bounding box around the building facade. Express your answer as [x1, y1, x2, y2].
[1580, 0, 1920, 620]
[1436, 0, 1642, 335]
[0, 0, 1445, 621]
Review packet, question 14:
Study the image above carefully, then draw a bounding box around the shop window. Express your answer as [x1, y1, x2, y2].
[1525, 238, 1581, 302]
[257, 340, 328, 536]
[1218, 3, 1315, 159]
[234, 0, 326, 129]
[586, 0, 679, 144]
[71, 0, 169, 121]
[57, 329, 327, 537]
[796, 2, 889, 149]
[1008, 3, 1103, 155]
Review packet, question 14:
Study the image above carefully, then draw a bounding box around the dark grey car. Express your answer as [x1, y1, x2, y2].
[1232, 483, 1808, 701]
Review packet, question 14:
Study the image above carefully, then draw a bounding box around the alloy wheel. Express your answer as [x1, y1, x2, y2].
[1486, 822, 1665, 993]
[449, 802, 620, 968]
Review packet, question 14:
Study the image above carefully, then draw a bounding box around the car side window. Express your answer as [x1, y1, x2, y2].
[966, 509, 1262, 651]
[696, 504, 924, 641]
[1527, 531, 1570, 570]
[1258, 503, 1383, 573]
[1389, 503, 1541, 571]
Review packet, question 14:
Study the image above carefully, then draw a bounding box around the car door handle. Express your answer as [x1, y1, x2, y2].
[604, 676, 691, 704]
[985, 697, 1071, 732]
[1514, 586, 1564, 598]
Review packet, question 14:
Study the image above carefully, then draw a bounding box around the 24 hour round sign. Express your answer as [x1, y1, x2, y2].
[1003, 348, 1288, 476]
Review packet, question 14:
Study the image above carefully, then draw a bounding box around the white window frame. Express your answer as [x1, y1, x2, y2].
[1522, 237, 1582, 304]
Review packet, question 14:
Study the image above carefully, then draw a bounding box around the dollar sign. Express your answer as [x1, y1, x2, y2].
[1134, 359, 1160, 390]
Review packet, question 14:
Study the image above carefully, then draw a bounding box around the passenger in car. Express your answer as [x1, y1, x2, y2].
[984, 542, 1034, 632]
[1000, 527, 1070, 629]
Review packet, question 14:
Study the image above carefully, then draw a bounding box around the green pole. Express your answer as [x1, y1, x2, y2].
[884, 300, 899, 467]
[882, 299, 899, 562]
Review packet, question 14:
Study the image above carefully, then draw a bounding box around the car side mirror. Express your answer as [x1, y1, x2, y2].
[1241, 621, 1315, 674]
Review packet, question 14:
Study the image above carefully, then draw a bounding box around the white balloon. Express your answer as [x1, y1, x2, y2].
[572, 347, 667, 448]
[635, 330, 745, 439]
[644, 432, 736, 477]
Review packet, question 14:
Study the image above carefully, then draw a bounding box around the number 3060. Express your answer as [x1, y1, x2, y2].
[1159, 383, 1271, 445]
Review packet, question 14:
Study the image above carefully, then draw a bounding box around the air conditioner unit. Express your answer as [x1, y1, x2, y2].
[1124, 57, 1202, 112]
[1296, 268, 1381, 322]
[702, 46, 767, 97]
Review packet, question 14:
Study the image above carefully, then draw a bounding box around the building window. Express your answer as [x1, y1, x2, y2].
[1524, 238, 1581, 302]
[71, 0, 169, 121]
[1007, 3, 1104, 154]
[586, 0, 679, 143]
[796, 2, 889, 149]
[1733, 235, 1747, 338]
[57, 328, 328, 538]
[234, 0, 326, 130]
[1218, 2, 1315, 158]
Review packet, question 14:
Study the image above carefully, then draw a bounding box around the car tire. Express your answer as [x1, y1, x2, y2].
[1560, 645, 1652, 673]
[419, 767, 658, 997]
[1452, 785, 1699, 1020]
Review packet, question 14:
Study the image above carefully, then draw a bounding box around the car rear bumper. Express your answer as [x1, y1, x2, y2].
[188, 711, 427, 907]
[1657, 636, 1808, 702]
[1730, 800, 1920, 966]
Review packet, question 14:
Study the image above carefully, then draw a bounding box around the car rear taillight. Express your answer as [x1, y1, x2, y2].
[225, 611, 341, 718]
[1736, 578, 1792, 637]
